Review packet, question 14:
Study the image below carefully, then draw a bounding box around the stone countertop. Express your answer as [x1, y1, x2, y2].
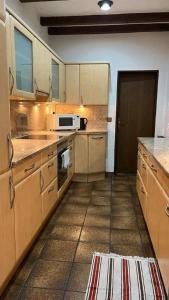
[138, 137, 169, 176]
[12, 129, 107, 166]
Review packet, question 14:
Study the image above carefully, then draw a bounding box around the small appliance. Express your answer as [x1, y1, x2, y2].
[47, 114, 80, 131]
[80, 117, 88, 130]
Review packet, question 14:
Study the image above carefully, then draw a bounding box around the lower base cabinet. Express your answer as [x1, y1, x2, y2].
[42, 178, 58, 220]
[14, 170, 42, 260]
[0, 171, 15, 291]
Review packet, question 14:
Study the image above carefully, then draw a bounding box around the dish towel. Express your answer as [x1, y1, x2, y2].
[61, 149, 70, 169]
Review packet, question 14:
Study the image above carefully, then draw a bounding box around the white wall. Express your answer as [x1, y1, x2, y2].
[49, 32, 169, 172]
[6, 0, 48, 43]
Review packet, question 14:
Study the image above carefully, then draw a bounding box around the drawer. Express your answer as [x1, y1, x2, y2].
[12, 153, 41, 185]
[136, 172, 147, 219]
[42, 178, 58, 220]
[41, 156, 57, 191]
[41, 144, 57, 165]
[138, 143, 149, 162]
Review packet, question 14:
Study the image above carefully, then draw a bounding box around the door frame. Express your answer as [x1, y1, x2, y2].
[114, 70, 159, 174]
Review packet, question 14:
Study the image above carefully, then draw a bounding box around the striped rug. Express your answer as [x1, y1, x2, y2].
[85, 253, 166, 300]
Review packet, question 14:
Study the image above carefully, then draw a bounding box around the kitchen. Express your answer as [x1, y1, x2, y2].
[0, 0, 169, 299]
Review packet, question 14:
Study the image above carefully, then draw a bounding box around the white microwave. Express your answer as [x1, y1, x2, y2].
[47, 114, 80, 131]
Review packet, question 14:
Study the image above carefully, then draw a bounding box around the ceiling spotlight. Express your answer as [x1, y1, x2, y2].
[98, 0, 113, 11]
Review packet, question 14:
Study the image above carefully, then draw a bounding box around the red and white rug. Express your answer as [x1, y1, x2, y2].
[85, 253, 166, 300]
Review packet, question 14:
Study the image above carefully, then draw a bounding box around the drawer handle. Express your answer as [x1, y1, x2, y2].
[40, 171, 45, 192]
[143, 153, 147, 158]
[9, 176, 15, 209]
[48, 186, 54, 194]
[68, 146, 72, 150]
[151, 164, 157, 173]
[92, 136, 104, 140]
[48, 152, 54, 157]
[142, 164, 146, 170]
[24, 164, 35, 173]
[48, 162, 54, 168]
[165, 205, 169, 217]
[141, 187, 145, 194]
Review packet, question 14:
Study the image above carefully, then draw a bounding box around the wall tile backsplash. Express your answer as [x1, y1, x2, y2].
[10, 102, 108, 134]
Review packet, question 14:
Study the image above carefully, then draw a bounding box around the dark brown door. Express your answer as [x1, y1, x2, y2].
[115, 71, 158, 174]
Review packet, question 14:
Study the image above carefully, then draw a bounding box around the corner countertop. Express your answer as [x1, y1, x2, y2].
[138, 137, 169, 176]
[12, 129, 107, 166]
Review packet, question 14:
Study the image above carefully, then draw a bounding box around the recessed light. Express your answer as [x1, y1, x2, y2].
[98, 0, 113, 11]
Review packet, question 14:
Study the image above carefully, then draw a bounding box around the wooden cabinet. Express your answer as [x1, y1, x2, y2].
[34, 39, 51, 95]
[88, 135, 106, 173]
[0, 171, 15, 291]
[80, 64, 109, 105]
[50, 56, 65, 102]
[10, 17, 35, 99]
[75, 135, 88, 174]
[0, 0, 5, 22]
[66, 64, 80, 104]
[41, 156, 57, 191]
[42, 178, 58, 220]
[0, 21, 11, 174]
[59, 61, 65, 103]
[14, 170, 42, 260]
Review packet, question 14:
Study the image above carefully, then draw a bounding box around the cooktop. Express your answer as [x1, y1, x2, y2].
[18, 134, 64, 140]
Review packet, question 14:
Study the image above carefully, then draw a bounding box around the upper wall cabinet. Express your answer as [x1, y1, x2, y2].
[80, 64, 109, 105]
[34, 39, 51, 95]
[0, 0, 5, 22]
[66, 64, 80, 105]
[50, 55, 65, 102]
[10, 17, 35, 99]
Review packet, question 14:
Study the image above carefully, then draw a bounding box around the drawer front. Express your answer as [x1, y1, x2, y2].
[13, 154, 41, 185]
[139, 155, 148, 190]
[41, 156, 57, 191]
[42, 178, 58, 220]
[138, 143, 149, 162]
[41, 144, 57, 165]
[136, 172, 147, 219]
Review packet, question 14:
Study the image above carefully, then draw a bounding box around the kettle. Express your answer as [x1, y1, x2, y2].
[80, 117, 88, 130]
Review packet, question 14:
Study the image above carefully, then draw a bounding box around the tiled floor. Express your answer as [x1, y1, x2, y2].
[2, 175, 155, 300]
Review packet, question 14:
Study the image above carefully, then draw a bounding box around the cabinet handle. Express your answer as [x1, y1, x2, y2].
[9, 176, 15, 209]
[165, 205, 169, 217]
[24, 164, 35, 173]
[141, 187, 145, 194]
[143, 153, 147, 158]
[92, 136, 104, 140]
[48, 186, 54, 194]
[150, 164, 157, 173]
[48, 162, 54, 168]
[40, 171, 45, 192]
[142, 164, 146, 170]
[48, 151, 54, 158]
[9, 67, 14, 95]
[7, 134, 14, 168]
[68, 146, 72, 151]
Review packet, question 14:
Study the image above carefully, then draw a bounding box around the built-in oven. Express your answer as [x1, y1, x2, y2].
[58, 142, 69, 190]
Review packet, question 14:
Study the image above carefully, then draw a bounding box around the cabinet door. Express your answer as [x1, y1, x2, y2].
[42, 178, 58, 220]
[80, 64, 109, 105]
[66, 65, 80, 104]
[14, 170, 42, 260]
[88, 135, 106, 173]
[0, 171, 15, 290]
[158, 197, 169, 294]
[10, 17, 35, 99]
[146, 167, 163, 254]
[0, 21, 11, 174]
[51, 56, 60, 101]
[0, 0, 5, 22]
[75, 135, 88, 174]
[41, 156, 57, 191]
[59, 61, 65, 103]
[34, 39, 50, 94]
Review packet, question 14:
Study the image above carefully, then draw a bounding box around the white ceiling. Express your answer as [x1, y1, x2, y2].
[25, 0, 169, 17]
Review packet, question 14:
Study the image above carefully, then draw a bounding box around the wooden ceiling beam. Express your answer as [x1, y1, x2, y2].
[41, 12, 169, 27]
[48, 23, 169, 35]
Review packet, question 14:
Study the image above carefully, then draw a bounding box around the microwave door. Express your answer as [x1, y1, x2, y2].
[59, 117, 73, 128]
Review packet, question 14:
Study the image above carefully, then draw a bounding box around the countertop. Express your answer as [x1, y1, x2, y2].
[12, 129, 107, 166]
[138, 137, 169, 176]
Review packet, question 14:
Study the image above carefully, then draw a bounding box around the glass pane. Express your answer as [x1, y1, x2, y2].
[59, 118, 73, 126]
[15, 28, 33, 93]
[52, 59, 59, 99]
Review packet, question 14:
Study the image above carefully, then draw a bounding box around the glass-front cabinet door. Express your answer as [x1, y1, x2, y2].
[51, 56, 60, 101]
[10, 17, 35, 99]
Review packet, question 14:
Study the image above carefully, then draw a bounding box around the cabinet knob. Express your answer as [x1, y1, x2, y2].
[150, 164, 157, 173]
[48, 186, 54, 194]
[165, 205, 169, 217]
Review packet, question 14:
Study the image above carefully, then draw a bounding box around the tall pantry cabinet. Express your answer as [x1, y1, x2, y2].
[0, 0, 15, 293]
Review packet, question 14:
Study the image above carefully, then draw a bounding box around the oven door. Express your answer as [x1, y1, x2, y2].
[58, 148, 68, 189]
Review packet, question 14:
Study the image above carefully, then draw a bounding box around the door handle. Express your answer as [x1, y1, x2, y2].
[165, 204, 169, 217]
[9, 176, 15, 209]
[40, 171, 45, 192]
[7, 134, 14, 168]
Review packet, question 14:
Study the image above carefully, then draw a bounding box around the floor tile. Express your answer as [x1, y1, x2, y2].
[49, 225, 81, 241]
[92, 190, 111, 197]
[87, 205, 111, 216]
[64, 291, 85, 300]
[91, 196, 111, 206]
[60, 204, 87, 214]
[111, 205, 135, 217]
[75, 242, 110, 263]
[111, 229, 142, 246]
[80, 227, 110, 243]
[84, 215, 110, 228]
[111, 244, 145, 257]
[111, 216, 138, 230]
[66, 196, 90, 205]
[11, 259, 35, 286]
[20, 287, 64, 300]
[52, 213, 86, 226]
[111, 197, 133, 206]
[26, 259, 71, 290]
[2, 285, 22, 300]
[112, 191, 132, 198]
[137, 215, 147, 230]
[39, 222, 54, 240]
[40, 240, 77, 262]
[67, 263, 91, 293]
[27, 239, 46, 262]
